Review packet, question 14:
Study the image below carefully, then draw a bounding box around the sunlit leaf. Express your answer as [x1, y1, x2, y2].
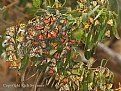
[32, 0, 41, 8]
[112, 20, 120, 39]
[72, 69, 80, 75]
[88, 5, 100, 16]
[94, 9, 103, 20]
[73, 29, 84, 40]
[50, 49, 57, 55]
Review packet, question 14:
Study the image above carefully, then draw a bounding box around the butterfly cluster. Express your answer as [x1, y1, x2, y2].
[54, 63, 114, 91]
[2, 14, 78, 68]
[2, 0, 116, 90]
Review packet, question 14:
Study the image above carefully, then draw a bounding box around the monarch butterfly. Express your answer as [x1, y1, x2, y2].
[95, 20, 100, 26]
[79, 3, 84, 11]
[88, 16, 94, 24]
[10, 61, 18, 69]
[35, 49, 40, 53]
[6, 53, 17, 62]
[28, 18, 36, 25]
[6, 45, 15, 52]
[57, 25, 61, 30]
[43, 15, 56, 26]
[92, 1, 97, 6]
[28, 29, 34, 35]
[61, 32, 66, 36]
[45, 15, 56, 20]
[50, 20, 54, 25]
[69, 40, 76, 44]
[43, 15, 52, 24]
[63, 20, 67, 24]
[45, 15, 52, 19]
[54, 29, 59, 33]
[43, 20, 51, 25]
[34, 47, 43, 56]
[6, 30, 15, 37]
[34, 25, 44, 30]
[8, 38, 15, 44]
[49, 69, 55, 74]
[60, 38, 68, 44]
[40, 41, 46, 48]
[60, 19, 67, 24]
[19, 23, 26, 29]
[34, 41, 39, 45]
[43, 31, 48, 39]
[107, 19, 113, 26]
[38, 34, 44, 40]
[54, 52, 60, 59]
[60, 49, 67, 58]
[44, 50, 49, 55]
[47, 32, 52, 38]
[51, 42, 58, 48]
[6, 26, 16, 34]
[51, 30, 59, 38]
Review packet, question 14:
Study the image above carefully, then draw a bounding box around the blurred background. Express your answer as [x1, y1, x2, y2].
[0, 0, 121, 91]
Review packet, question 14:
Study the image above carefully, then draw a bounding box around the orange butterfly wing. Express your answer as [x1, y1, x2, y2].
[38, 34, 43, 40]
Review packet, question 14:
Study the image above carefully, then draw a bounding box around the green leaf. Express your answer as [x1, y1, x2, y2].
[73, 29, 84, 40]
[98, 25, 107, 41]
[32, 0, 41, 8]
[82, 13, 88, 22]
[19, 57, 29, 75]
[50, 49, 57, 55]
[92, 31, 99, 43]
[71, 10, 81, 17]
[50, 0, 55, 6]
[88, 70, 94, 82]
[24, 8, 38, 14]
[72, 69, 80, 75]
[55, 0, 59, 2]
[112, 20, 120, 39]
[84, 32, 92, 60]
[58, 7, 67, 14]
[47, 7, 56, 14]
[67, 14, 75, 20]
[88, 5, 100, 16]
[86, 32, 91, 45]
[19, 0, 27, 6]
[84, 50, 91, 60]
[94, 9, 103, 20]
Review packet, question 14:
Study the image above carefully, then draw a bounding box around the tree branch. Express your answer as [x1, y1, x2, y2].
[97, 42, 121, 64]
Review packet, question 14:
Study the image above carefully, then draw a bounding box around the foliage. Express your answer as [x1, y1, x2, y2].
[2, 0, 119, 91]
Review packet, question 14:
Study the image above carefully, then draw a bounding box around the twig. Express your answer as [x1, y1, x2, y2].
[1, 1, 18, 10]
[97, 42, 121, 64]
[32, 71, 43, 91]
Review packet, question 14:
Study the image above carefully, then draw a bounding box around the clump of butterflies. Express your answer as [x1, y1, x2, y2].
[2, 0, 115, 90]
[2, 14, 114, 91]
[3, 14, 78, 67]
